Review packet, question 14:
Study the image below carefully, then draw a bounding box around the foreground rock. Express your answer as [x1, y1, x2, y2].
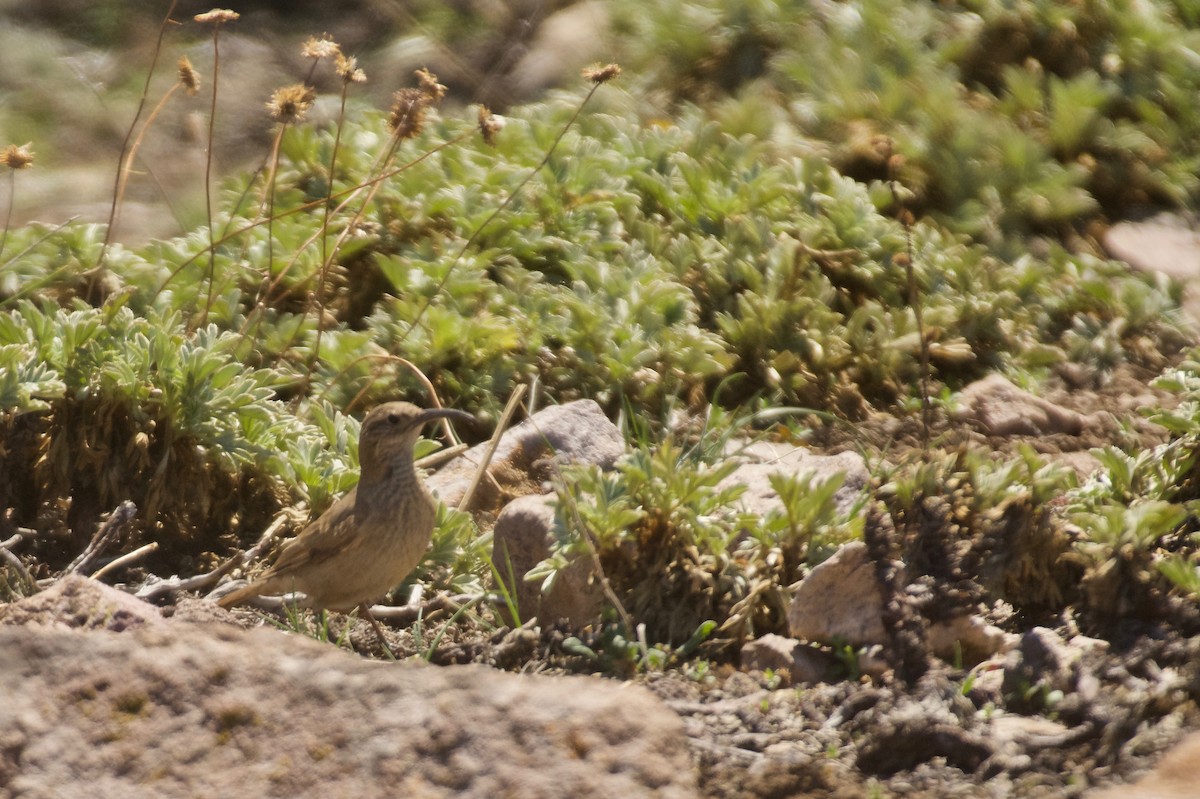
[1089, 731, 1200, 799]
[789, 541, 889, 647]
[0, 622, 696, 798]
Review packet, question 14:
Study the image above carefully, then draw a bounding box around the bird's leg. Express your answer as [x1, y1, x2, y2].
[359, 603, 397, 661]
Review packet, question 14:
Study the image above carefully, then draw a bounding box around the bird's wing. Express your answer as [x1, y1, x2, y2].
[264, 488, 367, 577]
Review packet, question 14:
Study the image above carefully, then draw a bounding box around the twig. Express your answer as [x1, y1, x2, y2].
[0, 533, 35, 595]
[137, 556, 240, 603]
[96, 0, 179, 272]
[91, 542, 160, 581]
[370, 593, 482, 624]
[886, 142, 931, 449]
[0, 170, 15, 263]
[218, 591, 484, 627]
[416, 442, 468, 470]
[108, 82, 184, 248]
[555, 473, 636, 635]
[197, 10, 238, 326]
[66, 501, 137, 575]
[457, 383, 525, 511]
[176, 507, 300, 604]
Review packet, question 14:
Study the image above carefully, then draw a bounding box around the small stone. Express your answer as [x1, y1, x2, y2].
[1002, 626, 1081, 710]
[491, 493, 604, 628]
[950, 373, 1085, 437]
[926, 615, 1017, 665]
[740, 634, 839, 685]
[789, 542, 888, 647]
[722, 440, 868, 518]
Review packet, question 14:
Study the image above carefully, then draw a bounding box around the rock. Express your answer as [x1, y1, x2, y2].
[987, 713, 1074, 768]
[509, 2, 612, 101]
[789, 542, 887, 647]
[1104, 213, 1200, 323]
[950, 374, 1085, 437]
[789, 544, 1011, 666]
[721, 440, 869, 518]
[962, 657, 1007, 705]
[429, 400, 624, 512]
[491, 493, 604, 627]
[0, 623, 698, 799]
[1103, 213, 1200, 281]
[926, 615, 1017, 665]
[1049, 450, 1102, 479]
[740, 634, 840, 685]
[0, 573, 163, 630]
[1088, 731, 1200, 799]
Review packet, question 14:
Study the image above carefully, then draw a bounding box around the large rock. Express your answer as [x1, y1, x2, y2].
[1103, 213, 1200, 281]
[1088, 731, 1200, 799]
[429, 400, 624, 512]
[0, 622, 697, 798]
[508, 1, 612, 101]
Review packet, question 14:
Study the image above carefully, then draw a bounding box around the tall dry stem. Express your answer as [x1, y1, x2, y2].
[886, 145, 931, 449]
[195, 8, 240, 328]
[95, 0, 179, 274]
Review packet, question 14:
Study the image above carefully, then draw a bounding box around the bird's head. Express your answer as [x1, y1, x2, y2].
[358, 402, 473, 469]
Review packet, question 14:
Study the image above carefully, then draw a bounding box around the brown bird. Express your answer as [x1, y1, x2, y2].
[218, 401, 472, 649]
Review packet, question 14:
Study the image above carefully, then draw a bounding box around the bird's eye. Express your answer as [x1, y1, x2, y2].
[387, 413, 400, 424]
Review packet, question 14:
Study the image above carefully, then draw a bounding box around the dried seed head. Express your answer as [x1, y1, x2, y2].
[415, 68, 447, 103]
[477, 105, 504, 147]
[302, 36, 340, 60]
[267, 84, 316, 123]
[388, 88, 428, 140]
[194, 8, 239, 24]
[177, 56, 200, 96]
[415, 68, 448, 104]
[0, 143, 34, 170]
[582, 63, 621, 84]
[335, 53, 367, 84]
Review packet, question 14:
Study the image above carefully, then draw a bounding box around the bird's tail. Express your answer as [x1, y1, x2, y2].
[216, 580, 266, 609]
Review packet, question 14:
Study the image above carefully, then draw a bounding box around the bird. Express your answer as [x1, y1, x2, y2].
[218, 401, 473, 652]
